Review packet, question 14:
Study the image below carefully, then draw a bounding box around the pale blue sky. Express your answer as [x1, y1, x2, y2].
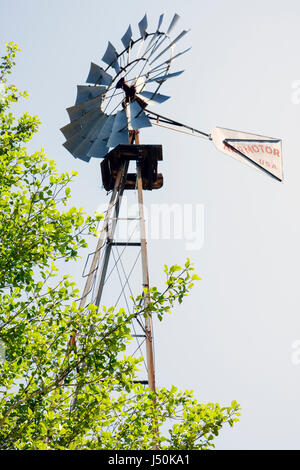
[2, 0, 300, 449]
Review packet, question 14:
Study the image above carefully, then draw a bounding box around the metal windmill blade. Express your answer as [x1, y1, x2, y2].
[61, 12, 190, 161]
[75, 85, 106, 105]
[121, 25, 133, 50]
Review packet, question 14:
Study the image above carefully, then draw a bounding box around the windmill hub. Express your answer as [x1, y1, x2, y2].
[116, 77, 136, 103]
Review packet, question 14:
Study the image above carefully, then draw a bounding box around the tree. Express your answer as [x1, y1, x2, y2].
[0, 43, 240, 450]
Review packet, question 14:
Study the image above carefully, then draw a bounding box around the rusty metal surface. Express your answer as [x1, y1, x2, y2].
[101, 144, 163, 191]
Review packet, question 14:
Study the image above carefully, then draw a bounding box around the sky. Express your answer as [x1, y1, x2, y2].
[2, 0, 300, 450]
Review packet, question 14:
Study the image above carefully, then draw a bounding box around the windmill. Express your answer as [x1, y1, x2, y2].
[61, 13, 283, 398]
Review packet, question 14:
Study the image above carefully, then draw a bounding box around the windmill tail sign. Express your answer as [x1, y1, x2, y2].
[211, 127, 283, 181]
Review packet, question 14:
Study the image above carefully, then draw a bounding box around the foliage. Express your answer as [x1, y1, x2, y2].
[0, 43, 240, 450]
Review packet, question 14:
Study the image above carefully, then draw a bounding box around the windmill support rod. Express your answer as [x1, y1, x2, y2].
[131, 130, 159, 448]
[150, 120, 208, 139]
[136, 160, 156, 394]
[146, 109, 211, 139]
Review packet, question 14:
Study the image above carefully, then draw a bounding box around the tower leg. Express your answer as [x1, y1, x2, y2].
[136, 160, 156, 394]
[69, 162, 128, 410]
[93, 160, 129, 307]
[79, 161, 128, 310]
[136, 147, 159, 447]
[76, 146, 157, 418]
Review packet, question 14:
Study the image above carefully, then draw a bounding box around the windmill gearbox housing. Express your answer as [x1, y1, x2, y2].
[101, 144, 163, 191]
